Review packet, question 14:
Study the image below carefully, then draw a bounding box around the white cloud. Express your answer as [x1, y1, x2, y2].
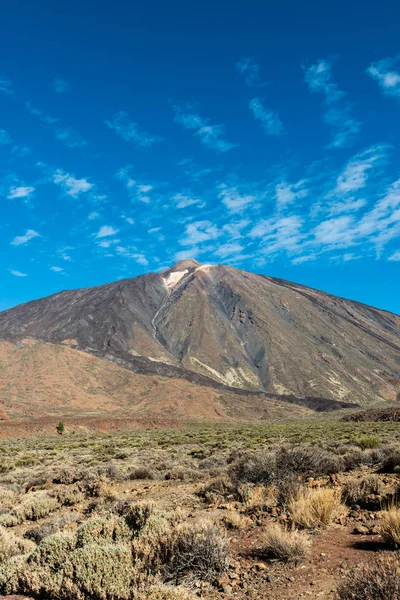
[218, 184, 257, 213]
[50, 266, 64, 273]
[95, 225, 119, 239]
[52, 78, 70, 93]
[116, 166, 153, 203]
[173, 193, 203, 209]
[388, 250, 400, 261]
[88, 211, 100, 220]
[174, 247, 200, 261]
[367, 56, 400, 100]
[334, 146, 387, 195]
[249, 97, 284, 136]
[10, 229, 40, 246]
[179, 220, 221, 246]
[214, 242, 244, 258]
[105, 111, 162, 147]
[55, 127, 87, 148]
[0, 129, 12, 144]
[53, 169, 93, 197]
[116, 246, 148, 265]
[10, 269, 27, 277]
[250, 215, 305, 255]
[276, 180, 307, 207]
[174, 105, 238, 153]
[121, 215, 135, 225]
[236, 57, 260, 86]
[303, 59, 360, 148]
[7, 185, 35, 200]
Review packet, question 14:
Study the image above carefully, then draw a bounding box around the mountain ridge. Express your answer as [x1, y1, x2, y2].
[0, 260, 399, 413]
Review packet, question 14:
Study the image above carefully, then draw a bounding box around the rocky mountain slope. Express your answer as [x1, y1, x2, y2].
[0, 259, 399, 412]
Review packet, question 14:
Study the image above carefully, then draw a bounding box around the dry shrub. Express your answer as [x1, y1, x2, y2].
[53, 467, 84, 485]
[133, 515, 229, 583]
[0, 527, 35, 562]
[336, 555, 400, 599]
[221, 510, 251, 530]
[127, 467, 155, 481]
[379, 507, 400, 547]
[289, 487, 345, 529]
[257, 522, 311, 563]
[120, 501, 156, 535]
[51, 484, 85, 507]
[275, 446, 344, 477]
[378, 445, 400, 473]
[197, 477, 231, 505]
[229, 451, 276, 486]
[24, 512, 79, 544]
[76, 516, 131, 547]
[276, 474, 302, 509]
[0, 488, 18, 511]
[342, 475, 383, 508]
[136, 583, 196, 599]
[0, 491, 60, 527]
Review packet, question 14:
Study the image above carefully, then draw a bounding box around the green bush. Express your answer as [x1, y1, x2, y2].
[354, 435, 381, 450]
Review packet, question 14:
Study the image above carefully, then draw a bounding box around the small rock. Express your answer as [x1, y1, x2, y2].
[353, 525, 369, 535]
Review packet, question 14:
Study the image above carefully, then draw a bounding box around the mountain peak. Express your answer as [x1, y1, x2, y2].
[170, 258, 201, 271]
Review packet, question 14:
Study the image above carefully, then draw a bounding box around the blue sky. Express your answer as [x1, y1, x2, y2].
[1, 0, 400, 314]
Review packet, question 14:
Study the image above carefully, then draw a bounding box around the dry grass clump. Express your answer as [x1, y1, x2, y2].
[221, 510, 251, 530]
[289, 487, 345, 529]
[336, 555, 400, 599]
[342, 475, 383, 508]
[238, 484, 277, 513]
[257, 522, 311, 563]
[379, 507, 400, 547]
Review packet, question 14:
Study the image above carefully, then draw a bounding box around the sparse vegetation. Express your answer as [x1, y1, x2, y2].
[257, 522, 311, 563]
[336, 555, 400, 599]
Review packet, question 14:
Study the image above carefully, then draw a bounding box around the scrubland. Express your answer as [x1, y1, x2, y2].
[0, 417, 400, 598]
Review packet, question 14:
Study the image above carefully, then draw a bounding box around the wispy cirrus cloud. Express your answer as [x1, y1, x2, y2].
[276, 180, 307, 207]
[388, 250, 400, 261]
[0, 75, 13, 96]
[116, 246, 148, 265]
[116, 166, 153, 203]
[174, 105, 238, 153]
[10, 229, 40, 246]
[25, 101, 87, 148]
[179, 220, 221, 246]
[10, 269, 27, 277]
[249, 97, 284, 136]
[50, 266, 64, 273]
[236, 56, 260, 86]
[367, 55, 400, 100]
[0, 129, 12, 145]
[7, 185, 35, 200]
[52, 169, 93, 197]
[218, 183, 257, 213]
[105, 111, 162, 148]
[303, 58, 361, 148]
[51, 78, 70, 93]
